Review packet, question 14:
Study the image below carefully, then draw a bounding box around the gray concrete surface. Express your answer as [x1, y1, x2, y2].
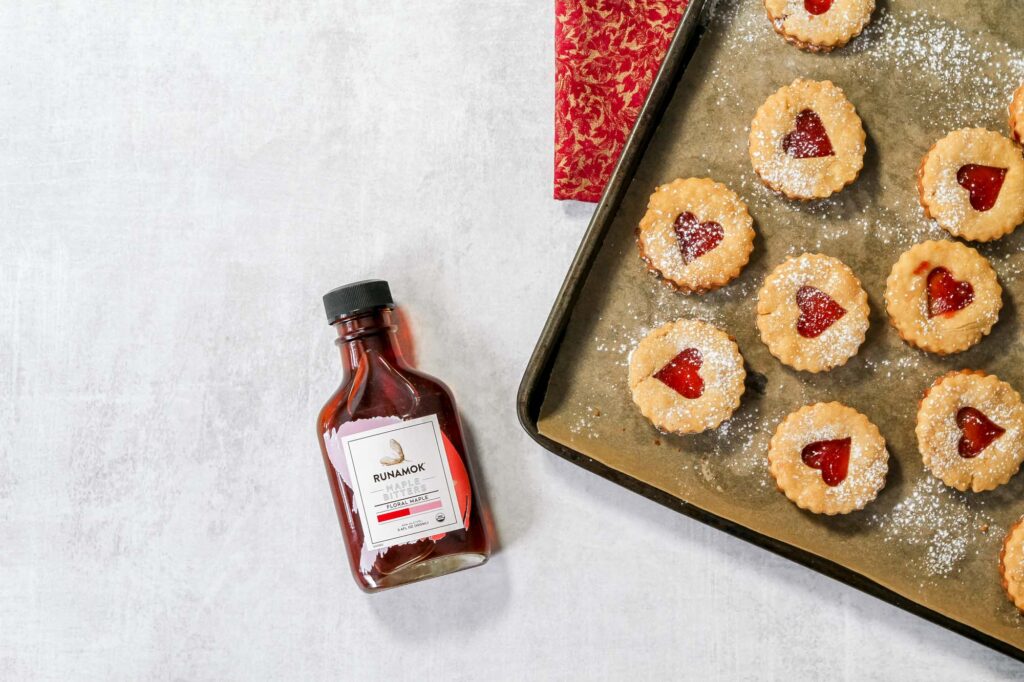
[1, 1, 1020, 679]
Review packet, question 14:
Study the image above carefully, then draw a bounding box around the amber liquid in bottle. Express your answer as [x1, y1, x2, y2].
[317, 293, 489, 592]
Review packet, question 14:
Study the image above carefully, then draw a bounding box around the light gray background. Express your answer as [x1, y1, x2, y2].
[1, 1, 1021, 680]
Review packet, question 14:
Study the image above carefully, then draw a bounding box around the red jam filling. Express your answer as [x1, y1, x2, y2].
[804, 0, 833, 14]
[782, 110, 835, 159]
[956, 407, 1005, 458]
[912, 260, 930, 276]
[653, 348, 704, 399]
[926, 267, 974, 318]
[674, 212, 725, 264]
[956, 164, 1008, 212]
[801, 437, 851, 487]
[795, 285, 847, 338]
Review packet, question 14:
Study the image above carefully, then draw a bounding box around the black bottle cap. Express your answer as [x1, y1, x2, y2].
[322, 279, 395, 323]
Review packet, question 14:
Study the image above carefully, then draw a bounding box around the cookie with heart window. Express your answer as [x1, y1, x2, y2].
[749, 79, 866, 200]
[917, 370, 1024, 493]
[1009, 83, 1024, 145]
[628, 318, 746, 434]
[755, 253, 869, 373]
[763, 0, 875, 52]
[768, 402, 888, 515]
[917, 129, 1024, 242]
[1000, 515, 1024, 612]
[884, 240, 1001, 355]
[637, 178, 755, 293]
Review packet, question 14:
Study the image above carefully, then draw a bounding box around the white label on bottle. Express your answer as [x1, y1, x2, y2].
[339, 414, 462, 550]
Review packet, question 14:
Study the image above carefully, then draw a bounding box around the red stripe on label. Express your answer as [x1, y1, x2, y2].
[377, 507, 410, 523]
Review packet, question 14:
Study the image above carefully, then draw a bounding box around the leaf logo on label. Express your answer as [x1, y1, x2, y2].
[380, 438, 406, 466]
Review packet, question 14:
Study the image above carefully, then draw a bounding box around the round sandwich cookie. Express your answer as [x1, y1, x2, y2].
[917, 128, 1024, 241]
[628, 318, 746, 434]
[884, 240, 1001, 355]
[756, 253, 869, 373]
[764, 0, 875, 52]
[1001, 515, 1024, 612]
[637, 178, 756, 293]
[768, 402, 888, 515]
[917, 370, 1024, 493]
[1009, 82, 1024, 144]
[749, 79, 866, 200]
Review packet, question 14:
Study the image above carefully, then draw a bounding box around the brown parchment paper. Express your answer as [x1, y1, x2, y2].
[537, 0, 1024, 653]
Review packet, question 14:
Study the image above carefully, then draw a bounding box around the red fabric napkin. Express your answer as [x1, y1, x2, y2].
[554, 0, 687, 202]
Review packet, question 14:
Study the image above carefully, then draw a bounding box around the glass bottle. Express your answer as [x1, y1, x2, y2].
[316, 280, 490, 591]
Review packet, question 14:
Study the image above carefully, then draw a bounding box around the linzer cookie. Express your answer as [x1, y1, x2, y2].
[749, 79, 866, 200]
[637, 178, 755, 293]
[1010, 82, 1024, 144]
[884, 240, 1001, 355]
[1001, 516, 1024, 612]
[755, 253, 869, 372]
[767, 402, 888, 515]
[917, 128, 1024, 241]
[917, 370, 1024, 493]
[628, 319, 746, 434]
[763, 0, 874, 52]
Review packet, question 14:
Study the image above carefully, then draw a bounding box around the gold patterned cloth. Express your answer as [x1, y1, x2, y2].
[554, 0, 686, 201]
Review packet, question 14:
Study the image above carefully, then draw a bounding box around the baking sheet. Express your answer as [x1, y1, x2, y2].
[536, 0, 1024, 655]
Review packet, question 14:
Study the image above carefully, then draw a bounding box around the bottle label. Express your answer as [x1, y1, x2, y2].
[335, 414, 464, 550]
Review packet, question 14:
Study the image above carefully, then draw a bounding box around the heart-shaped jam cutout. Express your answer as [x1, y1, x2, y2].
[674, 212, 724, 264]
[801, 437, 851, 487]
[795, 285, 846, 338]
[956, 407, 1005, 458]
[956, 164, 1008, 212]
[782, 110, 835, 159]
[804, 0, 833, 14]
[926, 267, 974, 318]
[653, 348, 704, 399]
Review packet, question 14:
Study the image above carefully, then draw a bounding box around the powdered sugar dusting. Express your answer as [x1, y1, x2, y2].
[869, 476, 1001, 578]
[850, 10, 1024, 127]
[702, 402, 773, 481]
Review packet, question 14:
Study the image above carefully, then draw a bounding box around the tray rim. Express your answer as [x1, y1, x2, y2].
[516, 0, 1024, 663]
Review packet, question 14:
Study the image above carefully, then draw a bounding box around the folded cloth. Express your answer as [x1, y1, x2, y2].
[554, 0, 686, 202]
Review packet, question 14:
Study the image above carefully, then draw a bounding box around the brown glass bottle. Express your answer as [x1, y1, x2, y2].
[316, 280, 490, 592]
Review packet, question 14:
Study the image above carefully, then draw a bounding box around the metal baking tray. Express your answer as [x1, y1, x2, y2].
[518, 0, 1024, 661]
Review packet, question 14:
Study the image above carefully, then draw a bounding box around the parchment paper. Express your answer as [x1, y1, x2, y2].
[538, 0, 1024, 653]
